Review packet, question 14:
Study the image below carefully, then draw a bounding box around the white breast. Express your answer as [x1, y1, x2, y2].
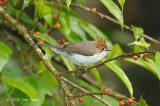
[68, 51, 107, 65]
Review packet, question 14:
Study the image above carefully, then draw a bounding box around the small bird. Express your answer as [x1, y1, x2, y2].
[30, 37, 111, 67]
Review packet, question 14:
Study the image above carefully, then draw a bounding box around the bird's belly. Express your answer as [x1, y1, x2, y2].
[66, 52, 107, 65]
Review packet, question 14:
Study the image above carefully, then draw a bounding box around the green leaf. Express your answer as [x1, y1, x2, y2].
[131, 25, 144, 40]
[78, 79, 99, 92]
[33, 34, 58, 45]
[63, 31, 84, 42]
[66, 0, 72, 11]
[2, 67, 37, 99]
[14, 75, 53, 106]
[38, 0, 52, 18]
[38, 61, 47, 74]
[43, 47, 53, 61]
[100, 0, 124, 29]
[59, 13, 71, 35]
[0, 42, 12, 56]
[118, 0, 125, 12]
[61, 5, 79, 17]
[90, 67, 103, 92]
[38, 47, 53, 74]
[155, 52, 160, 80]
[2, 67, 24, 79]
[59, 14, 86, 42]
[38, 23, 49, 33]
[22, 0, 32, 9]
[42, 71, 57, 88]
[134, 45, 143, 52]
[109, 44, 123, 66]
[44, 14, 53, 26]
[103, 95, 119, 106]
[129, 36, 151, 49]
[104, 60, 133, 97]
[109, 43, 123, 58]
[12, 0, 20, 6]
[124, 58, 160, 80]
[27, 75, 53, 105]
[69, 16, 87, 41]
[2, 77, 37, 99]
[60, 55, 75, 79]
[139, 96, 149, 106]
[15, 10, 34, 25]
[0, 42, 12, 72]
[5, 4, 15, 16]
[5, 4, 34, 25]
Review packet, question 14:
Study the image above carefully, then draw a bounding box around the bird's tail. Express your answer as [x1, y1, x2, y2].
[29, 44, 54, 48]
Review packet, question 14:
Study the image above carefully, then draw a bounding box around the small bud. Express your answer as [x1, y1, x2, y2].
[144, 53, 148, 56]
[61, 39, 66, 44]
[119, 101, 124, 106]
[37, 41, 43, 44]
[127, 98, 133, 104]
[55, 23, 61, 28]
[91, 8, 97, 12]
[44, 33, 48, 35]
[103, 89, 109, 93]
[78, 97, 83, 103]
[36, 24, 39, 27]
[40, 39, 44, 42]
[133, 55, 138, 60]
[53, 17, 57, 21]
[35, 31, 41, 34]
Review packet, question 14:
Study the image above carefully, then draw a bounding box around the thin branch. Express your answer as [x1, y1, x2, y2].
[61, 77, 111, 106]
[59, 51, 157, 75]
[48, 26, 56, 35]
[50, 0, 160, 45]
[29, 18, 40, 31]
[0, 7, 75, 106]
[17, 0, 33, 21]
[71, 92, 139, 105]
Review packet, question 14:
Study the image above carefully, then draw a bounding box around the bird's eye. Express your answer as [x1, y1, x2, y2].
[101, 48, 105, 50]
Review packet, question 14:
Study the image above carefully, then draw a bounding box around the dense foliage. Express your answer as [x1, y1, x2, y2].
[0, 0, 159, 106]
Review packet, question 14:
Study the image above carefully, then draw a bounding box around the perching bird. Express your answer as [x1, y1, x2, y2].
[30, 37, 111, 66]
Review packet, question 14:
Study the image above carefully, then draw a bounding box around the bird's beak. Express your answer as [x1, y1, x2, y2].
[106, 49, 112, 51]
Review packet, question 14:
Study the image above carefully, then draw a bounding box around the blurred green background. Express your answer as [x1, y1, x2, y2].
[0, 0, 160, 106]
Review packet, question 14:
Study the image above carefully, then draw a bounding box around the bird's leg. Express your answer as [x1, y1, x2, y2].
[80, 63, 90, 71]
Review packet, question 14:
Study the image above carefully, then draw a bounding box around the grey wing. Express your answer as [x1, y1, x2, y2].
[59, 41, 97, 56]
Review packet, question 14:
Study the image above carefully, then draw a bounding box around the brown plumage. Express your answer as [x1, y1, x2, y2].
[94, 37, 108, 53]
